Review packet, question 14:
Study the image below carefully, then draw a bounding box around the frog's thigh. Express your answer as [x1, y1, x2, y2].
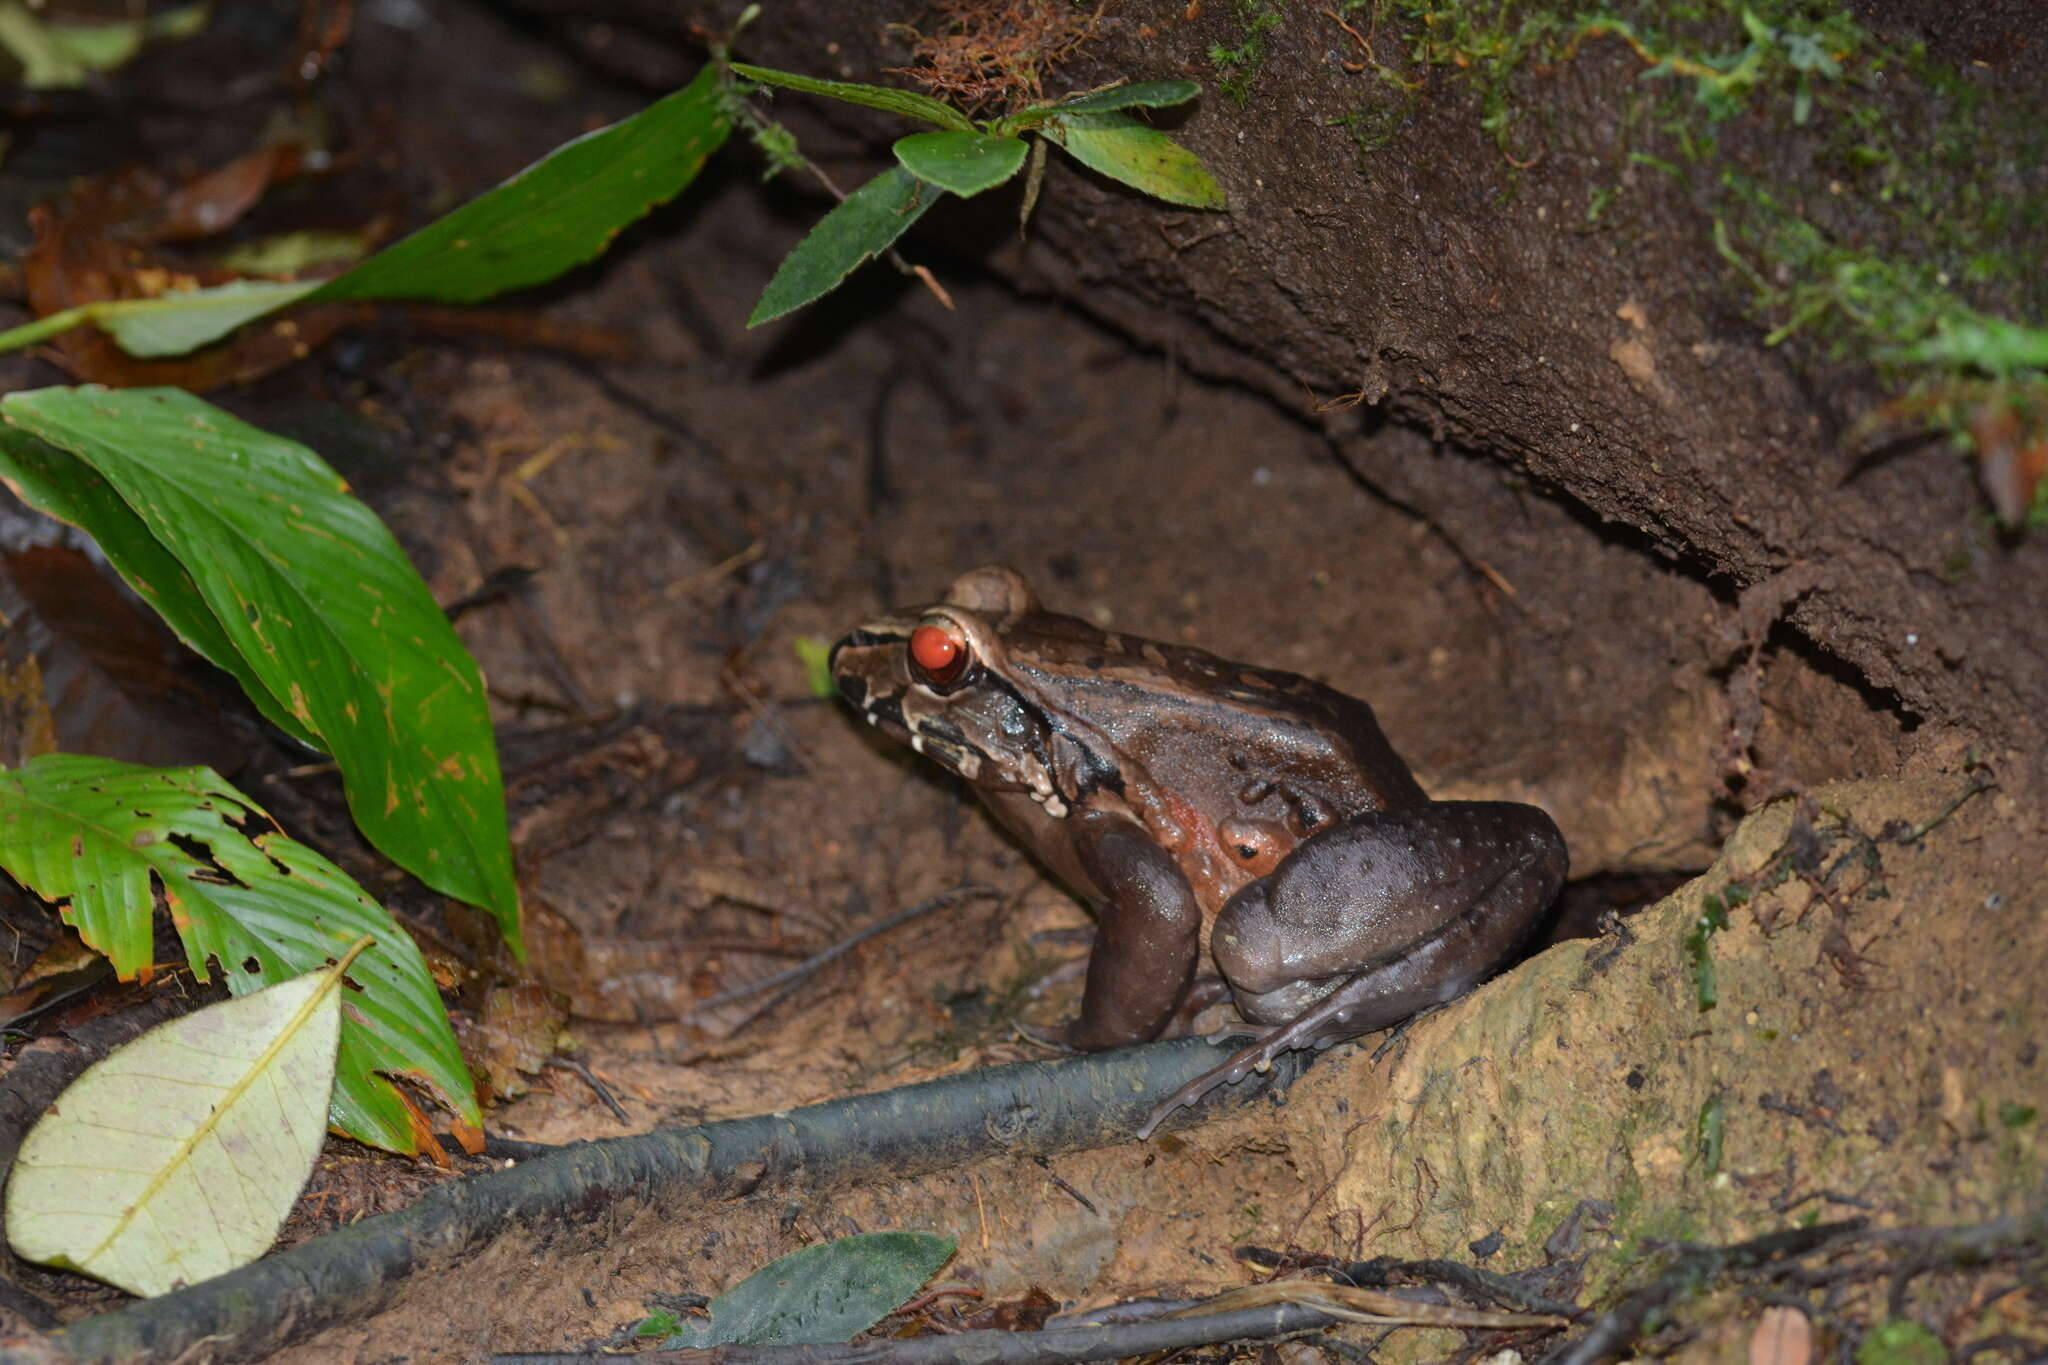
[1068, 811, 1202, 1049]
[1213, 801, 1567, 1029]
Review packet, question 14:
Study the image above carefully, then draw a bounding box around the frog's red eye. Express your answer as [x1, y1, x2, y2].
[909, 623, 969, 686]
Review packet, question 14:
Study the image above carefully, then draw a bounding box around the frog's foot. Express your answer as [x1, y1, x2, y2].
[1135, 973, 1386, 1139]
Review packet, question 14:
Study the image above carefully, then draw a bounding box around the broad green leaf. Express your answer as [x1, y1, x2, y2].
[71, 63, 730, 358]
[0, 424, 318, 749]
[680, 1232, 956, 1346]
[4, 944, 361, 1295]
[892, 132, 1028, 198]
[0, 756, 476, 1150]
[730, 63, 973, 131]
[1003, 79, 1202, 129]
[749, 166, 943, 326]
[1042, 112, 1226, 209]
[0, 387, 521, 954]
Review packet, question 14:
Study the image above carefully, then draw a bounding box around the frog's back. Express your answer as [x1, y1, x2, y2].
[1005, 611, 1429, 817]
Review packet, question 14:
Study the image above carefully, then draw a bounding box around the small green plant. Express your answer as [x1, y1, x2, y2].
[1683, 890, 1731, 1012]
[727, 63, 1224, 325]
[1209, 0, 1284, 106]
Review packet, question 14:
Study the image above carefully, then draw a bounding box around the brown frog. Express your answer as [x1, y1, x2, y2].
[830, 566, 1567, 1131]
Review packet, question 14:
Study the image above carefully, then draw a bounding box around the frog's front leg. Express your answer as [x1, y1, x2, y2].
[1067, 810, 1203, 1050]
[1213, 801, 1567, 1037]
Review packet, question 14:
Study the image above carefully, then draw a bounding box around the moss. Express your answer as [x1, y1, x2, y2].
[1341, 0, 2048, 522]
[1209, 0, 1285, 105]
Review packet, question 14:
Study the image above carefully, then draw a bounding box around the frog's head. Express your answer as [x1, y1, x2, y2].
[831, 566, 1076, 815]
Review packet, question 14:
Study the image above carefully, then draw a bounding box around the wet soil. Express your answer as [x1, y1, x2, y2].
[0, 0, 2042, 1360]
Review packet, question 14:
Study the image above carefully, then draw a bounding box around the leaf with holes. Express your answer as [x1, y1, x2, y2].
[0, 386, 520, 953]
[4, 944, 365, 1295]
[0, 754, 476, 1151]
[1041, 111, 1226, 209]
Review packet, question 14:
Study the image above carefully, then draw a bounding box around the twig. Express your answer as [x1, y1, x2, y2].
[681, 886, 999, 1018]
[546, 1055, 631, 1124]
[1032, 1156, 1098, 1216]
[1546, 1220, 1867, 1365]
[1339, 1256, 1581, 1318]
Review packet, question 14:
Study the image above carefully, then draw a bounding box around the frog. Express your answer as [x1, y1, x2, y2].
[830, 565, 1568, 1133]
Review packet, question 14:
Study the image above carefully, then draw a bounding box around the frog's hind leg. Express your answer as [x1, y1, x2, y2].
[1141, 802, 1567, 1136]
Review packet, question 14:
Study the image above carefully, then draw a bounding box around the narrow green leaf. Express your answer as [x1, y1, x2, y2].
[793, 636, 836, 700]
[749, 166, 943, 326]
[5, 945, 359, 1295]
[730, 63, 973, 131]
[892, 132, 1028, 198]
[0, 423, 319, 749]
[42, 1, 208, 74]
[682, 1232, 956, 1346]
[1005, 79, 1203, 128]
[0, 0, 84, 87]
[0, 757, 477, 1151]
[0, 387, 521, 954]
[67, 62, 731, 358]
[1042, 112, 1226, 209]
[95, 280, 315, 360]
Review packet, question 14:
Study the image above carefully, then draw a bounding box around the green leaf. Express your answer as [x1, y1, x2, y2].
[1855, 1319, 1947, 1365]
[1899, 315, 2048, 378]
[0, 757, 477, 1151]
[0, 387, 521, 954]
[0, 0, 83, 87]
[5, 945, 360, 1295]
[679, 1232, 956, 1346]
[793, 636, 836, 700]
[0, 424, 319, 749]
[217, 230, 373, 279]
[95, 280, 316, 360]
[42, 1, 208, 74]
[1005, 79, 1202, 128]
[730, 63, 974, 131]
[69, 63, 731, 358]
[1041, 112, 1226, 209]
[748, 166, 943, 326]
[892, 132, 1028, 198]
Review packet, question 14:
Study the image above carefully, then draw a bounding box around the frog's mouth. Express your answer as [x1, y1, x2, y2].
[840, 682, 991, 783]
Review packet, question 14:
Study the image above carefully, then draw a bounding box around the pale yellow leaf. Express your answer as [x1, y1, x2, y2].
[3, 942, 365, 1296]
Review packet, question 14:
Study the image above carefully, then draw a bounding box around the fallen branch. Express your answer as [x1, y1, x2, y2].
[19, 1034, 1306, 1363]
[489, 1285, 1561, 1365]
